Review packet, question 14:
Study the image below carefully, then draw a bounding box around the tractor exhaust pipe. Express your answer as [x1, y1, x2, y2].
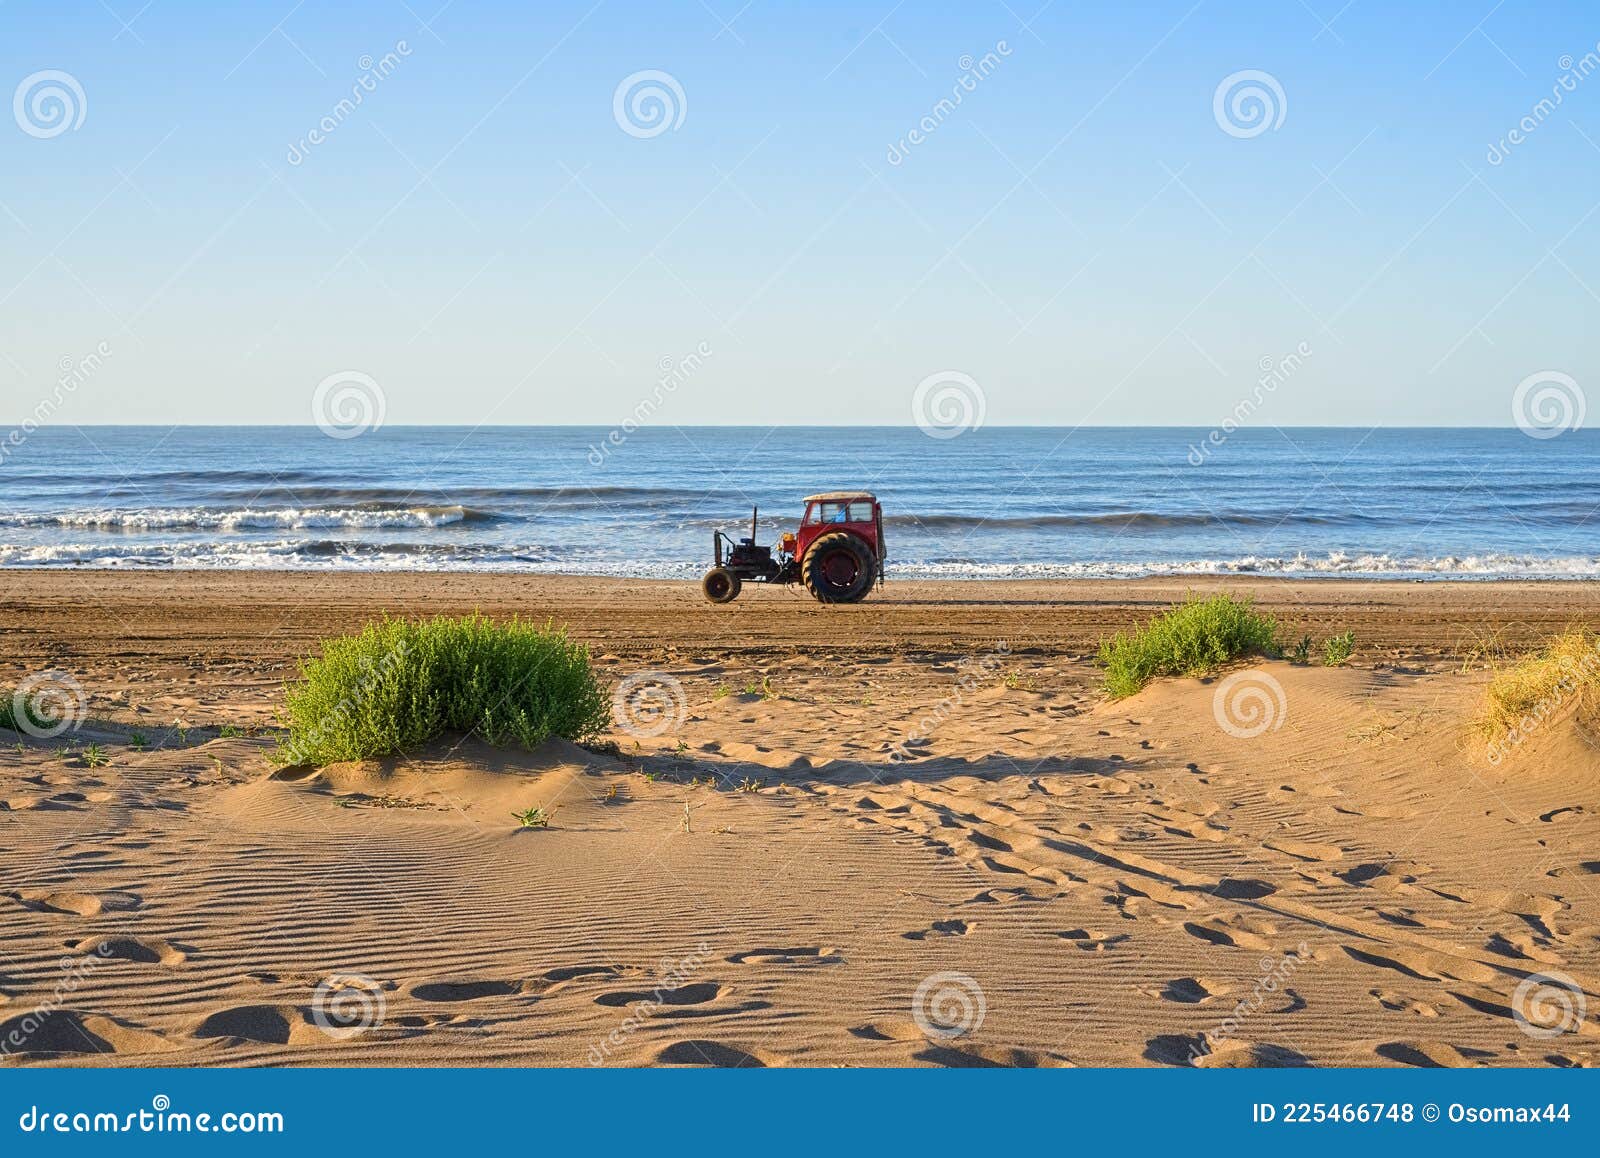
[751, 506, 758, 543]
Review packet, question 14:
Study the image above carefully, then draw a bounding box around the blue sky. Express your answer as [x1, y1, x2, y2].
[2, 0, 1597, 426]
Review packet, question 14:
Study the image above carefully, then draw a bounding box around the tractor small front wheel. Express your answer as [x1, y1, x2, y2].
[701, 566, 742, 604]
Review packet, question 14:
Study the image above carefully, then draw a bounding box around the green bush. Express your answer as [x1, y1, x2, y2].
[0, 689, 46, 734]
[280, 615, 610, 765]
[1097, 594, 1279, 699]
[1322, 630, 1356, 666]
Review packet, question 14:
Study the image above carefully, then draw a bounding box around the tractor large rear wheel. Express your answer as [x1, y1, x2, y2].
[801, 532, 874, 604]
[701, 567, 741, 604]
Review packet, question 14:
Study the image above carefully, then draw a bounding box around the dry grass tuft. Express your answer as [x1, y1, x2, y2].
[1477, 631, 1600, 753]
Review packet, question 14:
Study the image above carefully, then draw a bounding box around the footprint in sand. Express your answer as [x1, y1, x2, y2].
[1056, 927, 1130, 952]
[7, 889, 141, 917]
[594, 981, 724, 1008]
[726, 946, 843, 965]
[1209, 878, 1278, 901]
[1144, 1034, 1309, 1067]
[849, 1021, 928, 1042]
[653, 1039, 778, 1067]
[1157, 977, 1229, 1004]
[903, 920, 971, 941]
[1263, 836, 1345, 863]
[964, 885, 1056, 905]
[67, 935, 188, 967]
[1369, 988, 1441, 1018]
[525, 964, 631, 996]
[913, 1043, 1072, 1068]
[1374, 1040, 1488, 1068]
[409, 979, 522, 1002]
[1181, 916, 1278, 951]
[192, 1004, 326, 1046]
[0, 1009, 174, 1057]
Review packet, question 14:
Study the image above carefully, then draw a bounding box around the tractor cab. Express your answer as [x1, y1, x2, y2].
[797, 492, 883, 564]
[702, 491, 886, 605]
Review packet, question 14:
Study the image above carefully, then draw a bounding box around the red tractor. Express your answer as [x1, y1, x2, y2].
[702, 492, 885, 605]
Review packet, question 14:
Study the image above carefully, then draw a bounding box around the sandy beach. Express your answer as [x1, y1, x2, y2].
[3, 571, 1598, 1067]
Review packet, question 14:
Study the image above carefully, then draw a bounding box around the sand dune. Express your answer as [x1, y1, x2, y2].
[1, 574, 1598, 1066]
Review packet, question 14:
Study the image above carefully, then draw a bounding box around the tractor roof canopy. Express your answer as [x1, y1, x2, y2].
[803, 491, 877, 504]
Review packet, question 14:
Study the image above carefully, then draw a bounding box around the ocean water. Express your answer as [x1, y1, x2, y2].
[1, 426, 1597, 579]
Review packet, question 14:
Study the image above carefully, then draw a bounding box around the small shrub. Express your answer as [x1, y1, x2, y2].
[512, 806, 551, 829]
[1288, 635, 1313, 665]
[80, 744, 111, 768]
[280, 614, 610, 766]
[1097, 594, 1279, 699]
[1322, 631, 1356, 667]
[1478, 631, 1600, 739]
[0, 689, 48, 734]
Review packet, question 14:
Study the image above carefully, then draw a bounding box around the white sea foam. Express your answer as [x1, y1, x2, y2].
[0, 506, 475, 531]
[1, 542, 1595, 580]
